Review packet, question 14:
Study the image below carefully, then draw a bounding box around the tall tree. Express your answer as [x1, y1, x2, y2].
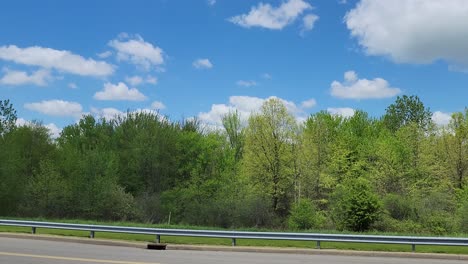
[383, 95, 432, 132]
[0, 99, 17, 135]
[243, 98, 297, 216]
[443, 109, 468, 189]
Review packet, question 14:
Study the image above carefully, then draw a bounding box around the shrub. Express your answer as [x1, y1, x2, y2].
[331, 178, 382, 232]
[383, 193, 415, 220]
[459, 202, 468, 233]
[287, 199, 325, 230]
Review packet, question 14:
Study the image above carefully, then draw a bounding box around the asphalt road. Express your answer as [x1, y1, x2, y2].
[0, 237, 466, 264]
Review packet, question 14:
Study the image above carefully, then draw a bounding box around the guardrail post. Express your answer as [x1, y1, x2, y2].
[232, 238, 236, 246]
[316, 241, 321, 249]
[156, 235, 161, 244]
[31, 227, 36, 234]
[90, 231, 95, 239]
[411, 244, 416, 252]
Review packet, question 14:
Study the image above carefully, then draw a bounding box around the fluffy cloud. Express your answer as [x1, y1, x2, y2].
[91, 107, 126, 120]
[151, 101, 166, 110]
[45, 123, 62, 138]
[193, 58, 213, 69]
[345, 0, 468, 70]
[229, 0, 313, 30]
[327, 107, 355, 118]
[331, 71, 401, 99]
[198, 95, 313, 126]
[15, 118, 62, 138]
[125, 75, 158, 86]
[24, 100, 83, 118]
[302, 14, 319, 32]
[432, 111, 452, 126]
[208, 0, 216, 6]
[68, 82, 77, 89]
[0, 45, 113, 77]
[301, 98, 316, 108]
[237, 80, 257, 87]
[109, 34, 164, 70]
[97, 51, 112, 59]
[125, 76, 143, 86]
[94, 82, 147, 101]
[0, 68, 51, 86]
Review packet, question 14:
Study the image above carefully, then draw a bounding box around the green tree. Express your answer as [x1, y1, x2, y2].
[383, 95, 432, 132]
[243, 98, 297, 217]
[331, 178, 382, 231]
[443, 109, 468, 189]
[0, 99, 17, 135]
[301, 111, 341, 205]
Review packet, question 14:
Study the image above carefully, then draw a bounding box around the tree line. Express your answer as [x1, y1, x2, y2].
[1, 96, 467, 234]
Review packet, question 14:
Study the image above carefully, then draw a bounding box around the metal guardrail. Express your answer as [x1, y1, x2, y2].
[1, 219, 467, 252]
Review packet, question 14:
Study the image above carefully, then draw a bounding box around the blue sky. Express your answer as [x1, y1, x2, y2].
[1, 0, 467, 136]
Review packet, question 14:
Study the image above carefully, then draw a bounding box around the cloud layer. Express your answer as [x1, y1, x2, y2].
[94, 82, 147, 101]
[229, 0, 314, 30]
[0, 68, 51, 86]
[346, 0, 468, 70]
[193, 58, 213, 69]
[198, 95, 315, 126]
[109, 34, 164, 70]
[0, 45, 113, 77]
[331, 71, 401, 99]
[24, 100, 83, 118]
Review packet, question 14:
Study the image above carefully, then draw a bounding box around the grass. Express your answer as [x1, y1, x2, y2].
[1, 218, 467, 255]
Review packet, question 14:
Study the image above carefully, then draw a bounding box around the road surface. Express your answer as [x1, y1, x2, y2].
[0, 237, 465, 264]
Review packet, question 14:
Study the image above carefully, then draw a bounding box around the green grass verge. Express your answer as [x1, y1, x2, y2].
[0, 219, 467, 255]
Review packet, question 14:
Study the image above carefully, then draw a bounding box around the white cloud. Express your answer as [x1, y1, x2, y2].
[109, 34, 164, 70]
[302, 14, 319, 32]
[125, 75, 158, 86]
[432, 111, 452, 126]
[208, 0, 216, 6]
[229, 0, 312, 30]
[198, 95, 310, 126]
[94, 82, 147, 101]
[193, 58, 213, 69]
[151, 101, 166, 110]
[331, 71, 401, 99]
[91, 107, 125, 120]
[301, 98, 316, 108]
[146, 76, 158, 84]
[0, 45, 114, 77]
[125, 75, 143, 86]
[345, 0, 468, 70]
[45, 123, 62, 138]
[24, 100, 83, 118]
[68, 82, 77, 89]
[237, 80, 257, 87]
[97, 51, 112, 59]
[327, 107, 355, 118]
[0, 68, 51, 86]
[15, 118, 61, 138]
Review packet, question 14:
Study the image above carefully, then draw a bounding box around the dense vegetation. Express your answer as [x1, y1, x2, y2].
[1, 96, 468, 235]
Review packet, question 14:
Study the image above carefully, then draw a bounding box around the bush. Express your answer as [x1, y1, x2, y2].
[287, 199, 325, 230]
[331, 178, 382, 232]
[459, 202, 468, 233]
[383, 193, 415, 220]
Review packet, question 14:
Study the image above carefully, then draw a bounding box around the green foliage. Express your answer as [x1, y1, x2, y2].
[383, 95, 432, 132]
[0, 99, 17, 135]
[331, 178, 382, 231]
[2, 98, 468, 235]
[383, 194, 415, 221]
[287, 199, 325, 230]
